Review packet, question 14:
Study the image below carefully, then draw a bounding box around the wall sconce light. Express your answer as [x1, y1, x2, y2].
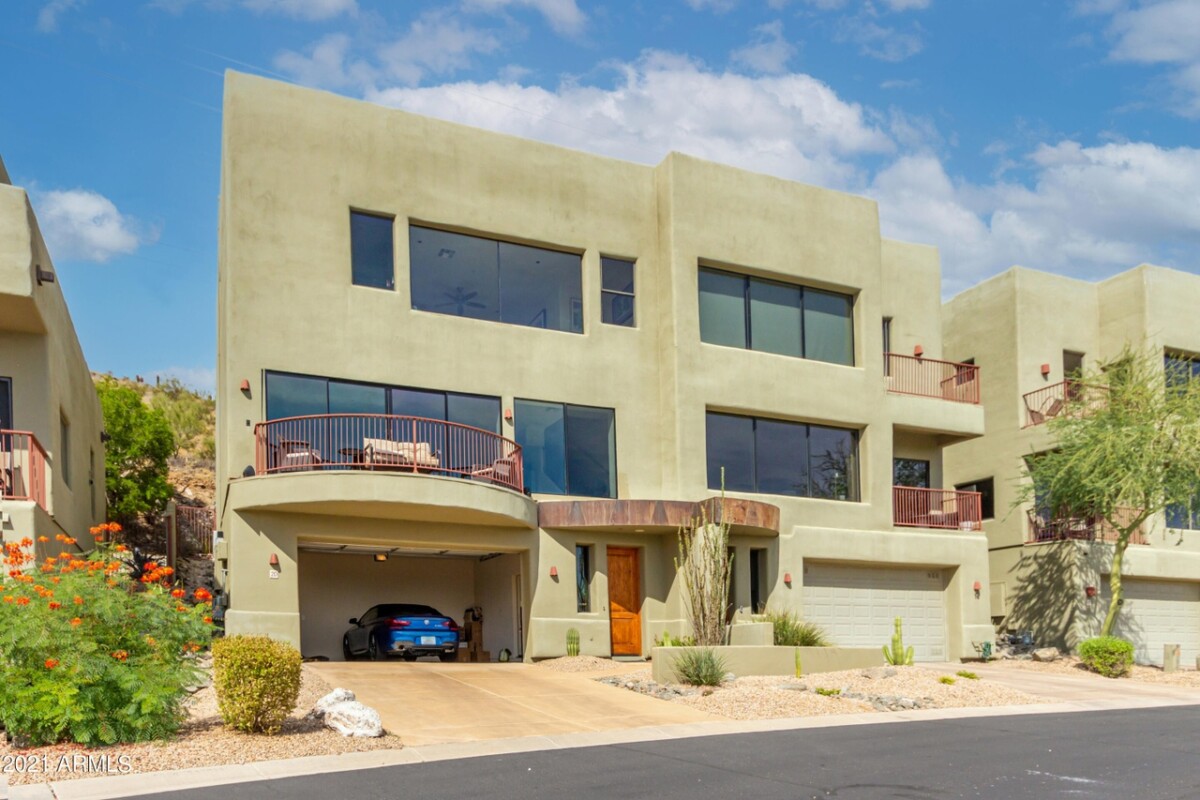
[1040, 363, 1051, 377]
[268, 553, 280, 569]
[239, 379, 251, 393]
[549, 565, 558, 578]
[504, 408, 514, 423]
[973, 580, 982, 598]
[913, 345, 924, 358]
[374, 553, 388, 563]
[35, 265, 56, 285]
[1085, 585, 1097, 598]
[783, 572, 792, 586]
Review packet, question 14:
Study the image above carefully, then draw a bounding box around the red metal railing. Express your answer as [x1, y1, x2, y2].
[1022, 380, 1106, 427]
[252, 414, 524, 493]
[1026, 508, 1148, 545]
[178, 505, 216, 556]
[886, 354, 980, 404]
[0, 430, 49, 511]
[894, 486, 983, 530]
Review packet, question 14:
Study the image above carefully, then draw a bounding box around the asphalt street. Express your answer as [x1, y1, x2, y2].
[128, 706, 1200, 799]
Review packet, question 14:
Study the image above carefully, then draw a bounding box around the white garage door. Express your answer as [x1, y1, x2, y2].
[1101, 578, 1200, 667]
[802, 563, 948, 662]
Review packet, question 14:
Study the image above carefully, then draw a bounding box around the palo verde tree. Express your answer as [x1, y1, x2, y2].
[1020, 347, 1200, 636]
[95, 377, 176, 525]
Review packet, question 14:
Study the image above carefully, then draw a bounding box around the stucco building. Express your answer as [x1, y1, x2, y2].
[215, 72, 993, 662]
[0, 155, 106, 546]
[943, 266, 1200, 666]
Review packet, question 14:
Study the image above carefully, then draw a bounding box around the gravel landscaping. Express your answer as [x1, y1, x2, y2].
[1, 665, 401, 785]
[534, 655, 621, 673]
[991, 655, 1200, 687]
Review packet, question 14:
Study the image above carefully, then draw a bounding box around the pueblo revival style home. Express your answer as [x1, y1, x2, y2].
[215, 72, 993, 662]
[0, 155, 106, 547]
[943, 266, 1200, 666]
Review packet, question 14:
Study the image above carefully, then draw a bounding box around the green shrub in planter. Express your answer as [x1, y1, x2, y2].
[1078, 636, 1134, 678]
[674, 648, 727, 686]
[0, 529, 214, 745]
[213, 635, 302, 734]
[764, 610, 831, 647]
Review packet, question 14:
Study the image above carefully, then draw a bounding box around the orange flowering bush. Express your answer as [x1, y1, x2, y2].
[0, 525, 214, 745]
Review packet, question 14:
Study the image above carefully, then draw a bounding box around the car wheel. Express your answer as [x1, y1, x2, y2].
[438, 653, 457, 663]
[367, 636, 382, 661]
[401, 652, 417, 662]
[342, 636, 354, 661]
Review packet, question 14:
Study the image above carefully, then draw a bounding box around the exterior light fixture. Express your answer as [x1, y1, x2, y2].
[239, 379, 251, 393]
[913, 344, 924, 358]
[504, 408, 514, 423]
[35, 265, 56, 285]
[1085, 585, 1098, 598]
[1041, 363, 1051, 377]
[549, 565, 558, 578]
[268, 553, 280, 569]
[374, 553, 388, 562]
[973, 580, 982, 598]
[783, 572, 792, 586]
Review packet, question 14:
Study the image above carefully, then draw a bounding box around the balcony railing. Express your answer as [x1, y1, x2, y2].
[893, 486, 983, 530]
[1022, 380, 1107, 427]
[1026, 508, 1148, 545]
[253, 414, 524, 494]
[0, 430, 49, 511]
[886, 353, 981, 404]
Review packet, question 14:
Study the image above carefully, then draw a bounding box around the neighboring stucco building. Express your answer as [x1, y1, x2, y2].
[943, 265, 1200, 665]
[215, 72, 993, 662]
[0, 155, 106, 547]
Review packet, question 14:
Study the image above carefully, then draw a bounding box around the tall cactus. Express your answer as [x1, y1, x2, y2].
[882, 617, 914, 666]
[566, 628, 580, 657]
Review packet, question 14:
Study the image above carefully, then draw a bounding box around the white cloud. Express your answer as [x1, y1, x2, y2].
[686, 0, 739, 11]
[464, 0, 586, 35]
[730, 21, 796, 74]
[1088, 0, 1200, 117]
[33, 189, 148, 264]
[37, 0, 85, 32]
[835, 12, 925, 62]
[150, 0, 356, 20]
[771, 0, 931, 10]
[880, 78, 919, 90]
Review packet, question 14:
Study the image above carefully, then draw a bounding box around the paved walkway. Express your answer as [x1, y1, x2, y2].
[306, 661, 715, 746]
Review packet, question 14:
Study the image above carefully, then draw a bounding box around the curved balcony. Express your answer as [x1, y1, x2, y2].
[253, 415, 524, 494]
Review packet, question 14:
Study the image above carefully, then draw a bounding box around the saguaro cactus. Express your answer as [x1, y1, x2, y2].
[882, 617, 914, 666]
[566, 628, 580, 657]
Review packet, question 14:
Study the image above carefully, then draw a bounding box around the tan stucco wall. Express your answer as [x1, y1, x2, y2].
[217, 72, 991, 660]
[0, 173, 105, 544]
[944, 264, 1200, 647]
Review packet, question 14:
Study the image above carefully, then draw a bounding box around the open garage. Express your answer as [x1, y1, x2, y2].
[297, 543, 526, 662]
[801, 561, 950, 662]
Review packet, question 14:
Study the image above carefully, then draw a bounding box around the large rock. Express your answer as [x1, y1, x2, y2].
[861, 667, 897, 680]
[1032, 647, 1061, 662]
[322, 701, 384, 738]
[308, 688, 356, 719]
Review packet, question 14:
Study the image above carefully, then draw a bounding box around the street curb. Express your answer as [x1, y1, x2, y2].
[11, 696, 1200, 800]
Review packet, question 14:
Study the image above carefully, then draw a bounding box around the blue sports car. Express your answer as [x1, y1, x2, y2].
[342, 604, 460, 661]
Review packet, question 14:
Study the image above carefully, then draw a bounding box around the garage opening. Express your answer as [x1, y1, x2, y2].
[298, 543, 524, 662]
[1100, 577, 1200, 666]
[801, 561, 949, 662]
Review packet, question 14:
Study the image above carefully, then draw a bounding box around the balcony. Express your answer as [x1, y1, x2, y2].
[1026, 508, 1148, 545]
[893, 486, 982, 531]
[0, 430, 48, 511]
[886, 353, 980, 404]
[1022, 380, 1107, 427]
[253, 415, 524, 494]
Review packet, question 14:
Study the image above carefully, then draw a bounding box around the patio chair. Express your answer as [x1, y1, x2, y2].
[362, 438, 440, 469]
[278, 440, 323, 472]
[470, 456, 516, 486]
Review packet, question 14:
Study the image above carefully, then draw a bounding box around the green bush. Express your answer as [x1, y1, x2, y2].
[815, 687, 841, 697]
[673, 648, 727, 686]
[955, 670, 980, 680]
[1078, 636, 1134, 678]
[213, 635, 302, 734]
[0, 528, 214, 745]
[764, 610, 831, 647]
[938, 675, 956, 685]
[654, 631, 697, 648]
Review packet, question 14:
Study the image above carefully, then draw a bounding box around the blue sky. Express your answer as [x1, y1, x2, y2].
[3, 0, 1200, 394]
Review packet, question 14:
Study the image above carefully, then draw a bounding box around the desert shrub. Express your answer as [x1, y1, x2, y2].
[673, 648, 727, 686]
[764, 610, 831, 647]
[938, 675, 956, 685]
[654, 631, 697, 648]
[815, 687, 841, 697]
[1078, 636, 1134, 678]
[956, 670, 980, 680]
[213, 635, 302, 734]
[0, 526, 214, 745]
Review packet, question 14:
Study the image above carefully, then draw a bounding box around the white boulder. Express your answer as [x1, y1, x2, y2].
[322, 700, 384, 738]
[308, 688, 357, 719]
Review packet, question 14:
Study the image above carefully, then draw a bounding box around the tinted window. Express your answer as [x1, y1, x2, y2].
[894, 458, 931, 488]
[0, 377, 10, 430]
[601, 257, 636, 327]
[705, 412, 755, 492]
[1165, 353, 1200, 389]
[955, 477, 996, 520]
[706, 412, 859, 500]
[391, 388, 446, 420]
[329, 381, 386, 415]
[576, 545, 592, 612]
[447, 393, 501, 434]
[379, 604, 442, 617]
[515, 400, 616, 497]
[350, 212, 395, 290]
[749, 279, 803, 358]
[410, 226, 582, 333]
[265, 373, 327, 420]
[803, 288, 854, 365]
[698, 269, 747, 348]
[515, 400, 567, 494]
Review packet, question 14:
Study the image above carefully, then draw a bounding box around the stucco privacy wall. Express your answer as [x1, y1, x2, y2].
[943, 265, 1200, 655]
[0, 163, 104, 547]
[217, 72, 991, 659]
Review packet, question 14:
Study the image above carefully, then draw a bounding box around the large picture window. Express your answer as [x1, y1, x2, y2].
[698, 267, 854, 365]
[515, 400, 616, 497]
[410, 226, 583, 333]
[705, 411, 859, 500]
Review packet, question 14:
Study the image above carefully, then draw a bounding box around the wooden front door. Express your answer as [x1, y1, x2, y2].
[608, 547, 642, 656]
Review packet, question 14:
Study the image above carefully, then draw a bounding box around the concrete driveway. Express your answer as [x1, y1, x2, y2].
[922, 662, 1200, 706]
[307, 661, 718, 746]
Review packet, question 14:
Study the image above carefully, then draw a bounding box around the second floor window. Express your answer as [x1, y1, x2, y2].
[955, 477, 996, 519]
[698, 267, 854, 366]
[893, 458, 930, 488]
[601, 257, 635, 326]
[515, 400, 615, 497]
[0, 377, 10, 430]
[1167, 490, 1200, 531]
[410, 226, 583, 333]
[705, 411, 859, 501]
[350, 211, 395, 290]
[1165, 352, 1200, 389]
